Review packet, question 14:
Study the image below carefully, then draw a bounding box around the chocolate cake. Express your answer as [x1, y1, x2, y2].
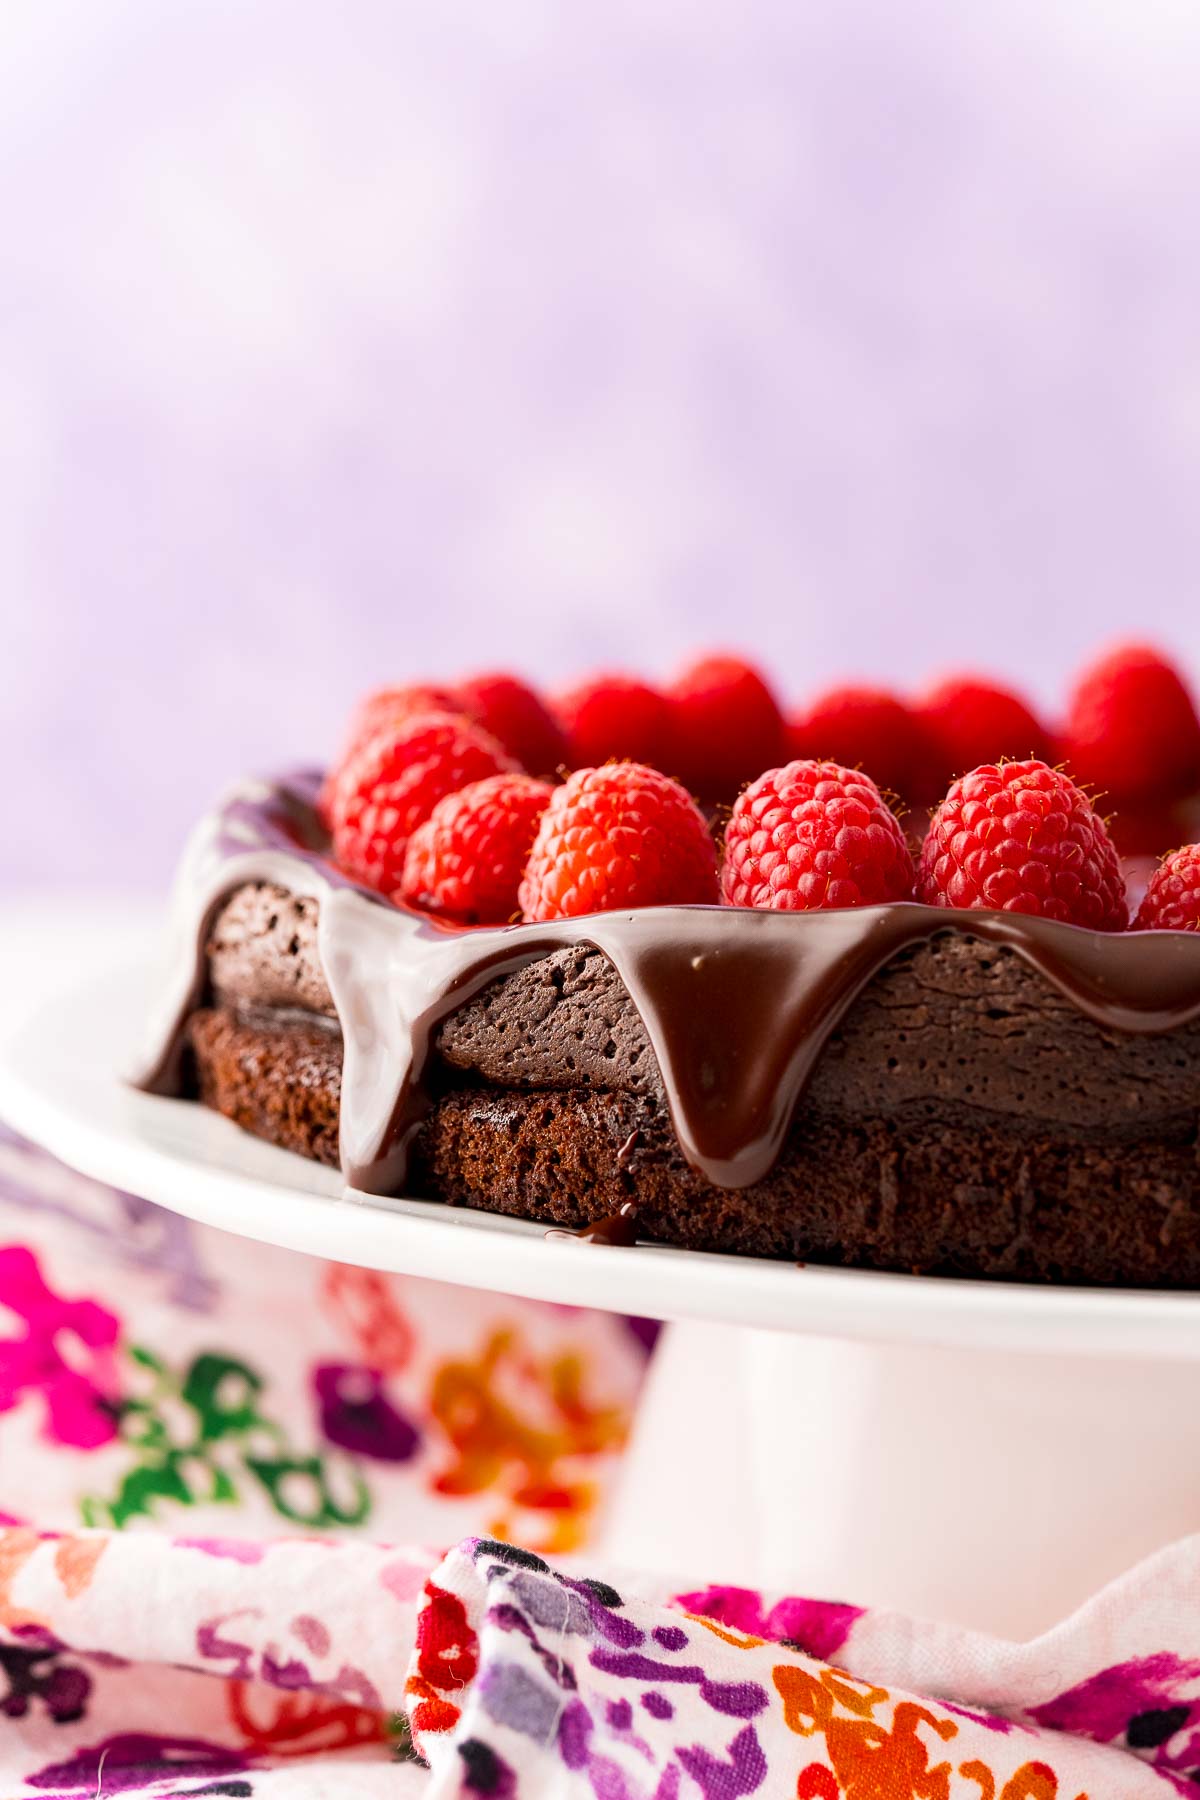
[138, 773, 1200, 1287]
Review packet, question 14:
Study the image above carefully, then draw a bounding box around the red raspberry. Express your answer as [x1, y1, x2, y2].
[667, 654, 786, 797]
[331, 711, 515, 894]
[789, 686, 927, 798]
[337, 683, 458, 767]
[914, 675, 1048, 797]
[399, 772, 554, 924]
[454, 672, 566, 777]
[1135, 844, 1200, 932]
[722, 759, 914, 911]
[917, 759, 1128, 929]
[553, 673, 672, 770]
[322, 683, 459, 822]
[1062, 642, 1200, 801]
[518, 763, 719, 921]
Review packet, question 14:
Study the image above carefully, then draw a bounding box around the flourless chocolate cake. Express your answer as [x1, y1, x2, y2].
[139, 756, 1200, 1288]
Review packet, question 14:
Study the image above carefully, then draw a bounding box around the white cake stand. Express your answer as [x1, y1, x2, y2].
[2, 908, 1198, 1641]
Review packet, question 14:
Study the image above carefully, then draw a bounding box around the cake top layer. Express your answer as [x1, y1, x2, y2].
[207, 879, 1200, 1147]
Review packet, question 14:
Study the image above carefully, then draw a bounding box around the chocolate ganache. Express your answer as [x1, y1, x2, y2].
[138, 772, 1200, 1202]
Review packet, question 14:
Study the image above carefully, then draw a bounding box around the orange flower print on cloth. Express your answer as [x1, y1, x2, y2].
[429, 1326, 632, 1554]
[773, 1662, 959, 1795]
[793, 1760, 1079, 1799]
[774, 1662, 1095, 1798]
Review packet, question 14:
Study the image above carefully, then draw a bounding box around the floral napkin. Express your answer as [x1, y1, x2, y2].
[1, 1122, 1198, 1796]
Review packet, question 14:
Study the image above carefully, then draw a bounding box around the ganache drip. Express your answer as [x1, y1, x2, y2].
[136, 773, 1200, 1196]
[546, 1204, 641, 1246]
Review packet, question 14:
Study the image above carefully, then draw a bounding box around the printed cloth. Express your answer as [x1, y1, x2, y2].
[2, 1122, 1200, 1796]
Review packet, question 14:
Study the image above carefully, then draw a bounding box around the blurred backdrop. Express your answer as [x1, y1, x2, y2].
[4, 0, 1200, 888]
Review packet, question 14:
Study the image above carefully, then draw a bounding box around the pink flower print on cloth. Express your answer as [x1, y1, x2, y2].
[0, 1245, 120, 1449]
[674, 1583, 863, 1663]
[1030, 1652, 1200, 1788]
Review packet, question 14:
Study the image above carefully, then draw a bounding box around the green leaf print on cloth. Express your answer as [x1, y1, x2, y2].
[81, 1347, 370, 1530]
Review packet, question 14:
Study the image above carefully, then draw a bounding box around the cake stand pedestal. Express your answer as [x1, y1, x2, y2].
[602, 1319, 1200, 1638]
[2, 914, 1199, 1644]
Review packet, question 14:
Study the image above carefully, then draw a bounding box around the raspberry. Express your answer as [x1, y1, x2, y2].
[454, 672, 566, 777]
[917, 759, 1128, 929]
[399, 773, 554, 924]
[721, 759, 914, 911]
[914, 675, 1048, 797]
[1062, 642, 1200, 801]
[553, 674, 671, 770]
[322, 683, 459, 822]
[331, 711, 515, 894]
[518, 763, 718, 921]
[337, 683, 458, 768]
[789, 686, 927, 798]
[667, 654, 786, 797]
[1135, 844, 1200, 932]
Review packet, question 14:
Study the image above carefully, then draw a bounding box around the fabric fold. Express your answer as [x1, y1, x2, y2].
[407, 1536, 1184, 1797]
[2, 1525, 1200, 1793]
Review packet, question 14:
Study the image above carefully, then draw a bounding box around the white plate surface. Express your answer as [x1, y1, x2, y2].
[2, 913, 1200, 1359]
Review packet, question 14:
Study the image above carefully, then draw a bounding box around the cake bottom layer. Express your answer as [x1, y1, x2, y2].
[191, 1005, 342, 1169]
[188, 1005, 1200, 1287]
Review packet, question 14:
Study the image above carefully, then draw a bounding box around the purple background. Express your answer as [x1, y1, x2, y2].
[5, 1, 1200, 890]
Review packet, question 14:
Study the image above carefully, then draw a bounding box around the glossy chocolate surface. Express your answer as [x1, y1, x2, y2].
[137, 774, 1200, 1194]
